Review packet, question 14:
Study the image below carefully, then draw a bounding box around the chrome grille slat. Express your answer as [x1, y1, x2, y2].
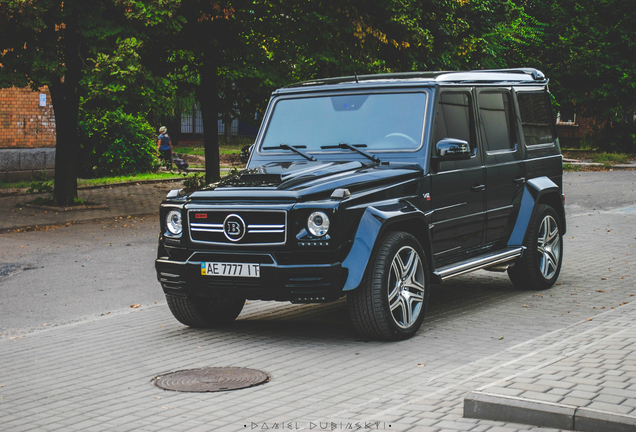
[248, 224, 285, 229]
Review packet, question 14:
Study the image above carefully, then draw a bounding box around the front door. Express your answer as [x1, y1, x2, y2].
[429, 90, 485, 263]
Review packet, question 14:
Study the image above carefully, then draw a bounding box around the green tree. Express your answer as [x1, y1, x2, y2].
[520, 0, 636, 151]
[167, 0, 536, 182]
[0, 0, 177, 205]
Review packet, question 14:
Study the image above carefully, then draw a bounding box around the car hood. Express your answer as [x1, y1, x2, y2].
[188, 160, 422, 201]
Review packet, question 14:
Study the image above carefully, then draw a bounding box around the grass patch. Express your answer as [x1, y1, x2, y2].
[0, 180, 34, 189]
[77, 172, 182, 187]
[175, 137, 252, 156]
[563, 163, 586, 172]
[590, 152, 631, 165]
[563, 150, 634, 164]
[0, 172, 184, 191]
[176, 145, 244, 156]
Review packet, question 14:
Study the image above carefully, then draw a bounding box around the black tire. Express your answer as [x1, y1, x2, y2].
[508, 204, 563, 290]
[347, 231, 430, 341]
[166, 295, 245, 328]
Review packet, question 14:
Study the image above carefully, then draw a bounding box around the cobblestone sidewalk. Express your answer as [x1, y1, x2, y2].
[0, 173, 634, 432]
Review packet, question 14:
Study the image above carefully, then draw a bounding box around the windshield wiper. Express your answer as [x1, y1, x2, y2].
[262, 144, 317, 161]
[320, 143, 380, 163]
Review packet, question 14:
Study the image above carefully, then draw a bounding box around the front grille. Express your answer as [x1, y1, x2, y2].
[188, 210, 286, 246]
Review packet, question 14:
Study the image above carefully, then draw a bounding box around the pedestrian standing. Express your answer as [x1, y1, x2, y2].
[157, 126, 174, 171]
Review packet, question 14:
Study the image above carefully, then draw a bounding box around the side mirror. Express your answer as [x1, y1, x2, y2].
[434, 138, 471, 160]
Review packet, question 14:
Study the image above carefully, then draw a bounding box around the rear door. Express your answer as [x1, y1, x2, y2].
[476, 89, 525, 247]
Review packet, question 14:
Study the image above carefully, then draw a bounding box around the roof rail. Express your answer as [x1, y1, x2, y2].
[475, 68, 545, 81]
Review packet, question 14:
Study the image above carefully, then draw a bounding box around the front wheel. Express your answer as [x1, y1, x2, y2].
[508, 204, 563, 290]
[166, 295, 245, 328]
[348, 232, 430, 341]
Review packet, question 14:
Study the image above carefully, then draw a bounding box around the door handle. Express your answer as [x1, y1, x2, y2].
[471, 184, 486, 192]
[513, 177, 526, 185]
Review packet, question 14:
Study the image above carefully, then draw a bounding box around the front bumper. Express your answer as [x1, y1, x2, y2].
[155, 252, 347, 303]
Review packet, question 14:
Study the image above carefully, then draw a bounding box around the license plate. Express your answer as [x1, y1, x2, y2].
[200, 262, 260, 278]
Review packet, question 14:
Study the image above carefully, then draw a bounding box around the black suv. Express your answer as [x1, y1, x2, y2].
[156, 68, 565, 341]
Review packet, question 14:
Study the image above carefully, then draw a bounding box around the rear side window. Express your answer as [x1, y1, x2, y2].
[478, 92, 515, 151]
[517, 92, 555, 145]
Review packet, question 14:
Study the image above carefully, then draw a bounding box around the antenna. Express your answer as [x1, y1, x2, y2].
[354, 72, 359, 83]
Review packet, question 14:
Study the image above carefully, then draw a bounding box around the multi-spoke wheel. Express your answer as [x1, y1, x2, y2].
[509, 204, 563, 290]
[348, 232, 429, 341]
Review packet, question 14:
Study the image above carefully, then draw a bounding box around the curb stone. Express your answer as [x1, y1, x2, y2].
[576, 407, 636, 432]
[464, 391, 636, 432]
[464, 391, 575, 430]
[19, 203, 109, 212]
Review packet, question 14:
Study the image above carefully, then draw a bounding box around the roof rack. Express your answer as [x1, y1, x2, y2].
[434, 68, 547, 84]
[475, 68, 545, 80]
[282, 68, 547, 90]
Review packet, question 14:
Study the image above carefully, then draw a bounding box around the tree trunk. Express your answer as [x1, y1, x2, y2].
[225, 117, 232, 146]
[50, 22, 82, 206]
[197, 45, 220, 184]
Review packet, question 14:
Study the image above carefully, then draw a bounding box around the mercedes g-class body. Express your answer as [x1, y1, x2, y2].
[156, 68, 565, 341]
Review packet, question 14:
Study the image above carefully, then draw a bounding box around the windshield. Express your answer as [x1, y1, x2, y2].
[261, 92, 427, 152]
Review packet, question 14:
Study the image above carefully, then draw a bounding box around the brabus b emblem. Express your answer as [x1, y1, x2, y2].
[223, 214, 246, 242]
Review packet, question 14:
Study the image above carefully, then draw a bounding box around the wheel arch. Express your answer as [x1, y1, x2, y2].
[341, 203, 434, 291]
[507, 176, 566, 247]
[537, 192, 566, 234]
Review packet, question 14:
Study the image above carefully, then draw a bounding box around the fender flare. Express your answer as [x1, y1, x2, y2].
[341, 203, 432, 291]
[507, 176, 566, 247]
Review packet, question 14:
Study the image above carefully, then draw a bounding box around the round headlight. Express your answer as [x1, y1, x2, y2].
[166, 210, 182, 236]
[307, 211, 330, 237]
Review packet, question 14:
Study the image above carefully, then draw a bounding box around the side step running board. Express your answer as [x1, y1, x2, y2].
[433, 247, 524, 283]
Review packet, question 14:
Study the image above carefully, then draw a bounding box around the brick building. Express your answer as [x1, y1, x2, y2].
[0, 86, 56, 181]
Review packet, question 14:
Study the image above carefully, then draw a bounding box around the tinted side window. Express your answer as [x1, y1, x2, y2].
[434, 92, 474, 151]
[517, 92, 555, 145]
[478, 92, 515, 151]
[433, 91, 479, 170]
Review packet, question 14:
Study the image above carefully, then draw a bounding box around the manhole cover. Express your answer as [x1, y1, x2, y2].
[153, 367, 269, 392]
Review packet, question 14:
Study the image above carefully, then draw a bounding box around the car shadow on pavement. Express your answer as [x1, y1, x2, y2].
[164, 272, 532, 343]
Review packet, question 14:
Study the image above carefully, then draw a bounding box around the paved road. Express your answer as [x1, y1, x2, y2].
[0, 216, 160, 337]
[0, 170, 634, 431]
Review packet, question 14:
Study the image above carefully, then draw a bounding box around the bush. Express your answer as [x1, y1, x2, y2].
[78, 109, 159, 177]
[582, 120, 636, 154]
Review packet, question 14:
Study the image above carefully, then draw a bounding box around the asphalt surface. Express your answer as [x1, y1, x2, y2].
[0, 170, 634, 431]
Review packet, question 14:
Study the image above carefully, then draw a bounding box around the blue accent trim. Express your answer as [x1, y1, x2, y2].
[341, 203, 430, 291]
[507, 177, 560, 247]
[341, 208, 384, 291]
[507, 188, 535, 247]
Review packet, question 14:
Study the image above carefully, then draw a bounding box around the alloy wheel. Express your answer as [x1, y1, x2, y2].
[387, 246, 426, 329]
[537, 215, 561, 279]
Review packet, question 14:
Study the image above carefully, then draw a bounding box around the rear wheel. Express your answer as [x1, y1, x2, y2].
[166, 295, 245, 328]
[508, 204, 563, 290]
[348, 232, 429, 341]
